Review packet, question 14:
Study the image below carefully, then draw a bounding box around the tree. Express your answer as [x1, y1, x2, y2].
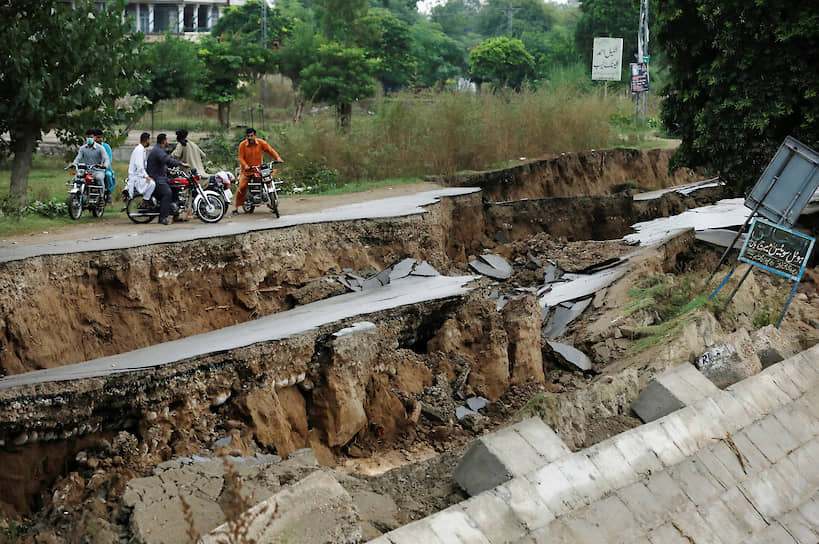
[211, 0, 291, 47]
[574, 0, 640, 79]
[430, 0, 482, 45]
[195, 37, 250, 128]
[657, 0, 819, 192]
[357, 9, 415, 92]
[0, 0, 142, 205]
[299, 42, 378, 130]
[477, 0, 554, 39]
[409, 21, 466, 88]
[275, 18, 321, 122]
[469, 36, 535, 91]
[134, 36, 204, 133]
[315, 0, 368, 43]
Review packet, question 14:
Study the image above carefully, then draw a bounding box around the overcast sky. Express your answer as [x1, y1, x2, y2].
[417, 0, 571, 15]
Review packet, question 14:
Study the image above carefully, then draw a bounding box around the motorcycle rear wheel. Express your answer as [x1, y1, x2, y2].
[68, 194, 83, 220]
[125, 197, 155, 224]
[91, 200, 105, 218]
[196, 194, 226, 223]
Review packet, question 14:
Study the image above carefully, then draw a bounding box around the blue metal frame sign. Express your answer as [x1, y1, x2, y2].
[738, 217, 815, 281]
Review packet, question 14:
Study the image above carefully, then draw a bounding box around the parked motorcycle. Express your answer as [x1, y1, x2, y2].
[125, 168, 226, 224]
[65, 163, 106, 220]
[204, 172, 233, 210]
[242, 160, 282, 217]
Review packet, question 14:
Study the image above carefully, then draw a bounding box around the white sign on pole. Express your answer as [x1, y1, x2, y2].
[591, 37, 623, 81]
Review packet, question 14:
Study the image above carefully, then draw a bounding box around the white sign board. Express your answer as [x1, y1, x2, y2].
[592, 37, 623, 81]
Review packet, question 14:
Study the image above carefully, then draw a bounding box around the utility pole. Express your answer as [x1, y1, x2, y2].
[636, 0, 649, 123]
[497, 3, 520, 35]
[260, 0, 267, 130]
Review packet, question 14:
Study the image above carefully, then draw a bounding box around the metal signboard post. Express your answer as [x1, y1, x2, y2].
[711, 218, 815, 327]
[709, 137, 819, 327]
[591, 37, 623, 97]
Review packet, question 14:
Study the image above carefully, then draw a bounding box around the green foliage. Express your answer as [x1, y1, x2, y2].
[315, 0, 368, 43]
[0, 0, 143, 203]
[573, 0, 641, 85]
[657, 0, 819, 193]
[753, 305, 774, 329]
[134, 35, 204, 111]
[281, 155, 341, 193]
[299, 42, 378, 127]
[275, 19, 320, 88]
[196, 37, 248, 105]
[469, 37, 535, 91]
[357, 9, 416, 92]
[212, 0, 292, 47]
[408, 21, 466, 88]
[477, 0, 554, 38]
[430, 0, 482, 45]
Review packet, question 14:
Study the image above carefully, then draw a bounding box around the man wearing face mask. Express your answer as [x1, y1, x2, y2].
[93, 129, 115, 204]
[68, 129, 109, 189]
[146, 133, 189, 225]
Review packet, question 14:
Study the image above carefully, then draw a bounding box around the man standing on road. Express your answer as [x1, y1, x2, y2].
[127, 132, 156, 207]
[69, 129, 108, 188]
[171, 129, 209, 176]
[146, 133, 188, 225]
[233, 127, 282, 215]
[93, 129, 115, 204]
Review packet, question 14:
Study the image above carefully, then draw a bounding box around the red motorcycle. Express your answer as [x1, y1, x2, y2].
[65, 163, 106, 220]
[125, 168, 226, 224]
[242, 161, 282, 217]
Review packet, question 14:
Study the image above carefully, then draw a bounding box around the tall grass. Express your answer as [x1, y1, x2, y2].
[275, 83, 617, 182]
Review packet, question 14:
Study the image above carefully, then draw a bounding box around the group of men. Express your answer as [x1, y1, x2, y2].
[74, 127, 283, 225]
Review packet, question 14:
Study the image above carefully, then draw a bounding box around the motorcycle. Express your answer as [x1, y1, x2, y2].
[203, 173, 233, 210]
[242, 160, 282, 217]
[65, 163, 106, 220]
[125, 168, 226, 224]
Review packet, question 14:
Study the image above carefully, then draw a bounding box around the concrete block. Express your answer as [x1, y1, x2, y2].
[750, 325, 798, 368]
[667, 458, 725, 506]
[787, 397, 819, 440]
[765, 366, 805, 400]
[706, 438, 751, 483]
[589, 490, 650, 542]
[553, 453, 607, 505]
[646, 522, 697, 544]
[528, 518, 577, 544]
[725, 429, 771, 474]
[617, 481, 668, 531]
[741, 418, 790, 464]
[767, 357, 819, 392]
[709, 391, 755, 430]
[774, 453, 813, 501]
[739, 463, 800, 522]
[562, 513, 608, 542]
[693, 447, 739, 491]
[797, 493, 819, 528]
[459, 493, 527, 543]
[584, 443, 635, 491]
[512, 417, 571, 462]
[727, 373, 793, 417]
[697, 495, 753, 544]
[743, 521, 803, 544]
[643, 470, 691, 521]
[666, 404, 717, 452]
[718, 486, 768, 535]
[634, 421, 687, 467]
[697, 331, 761, 388]
[492, 477, 555, 532]
[658, 410, 700, 457]
[453, 423, 546, 496]
[668, 505, 725, 544]
[612, 430, 664, 477]
[426, 509, 491, 544]
[631, 363, 718, 423]
[528, 461, 586, 516]
[383, 520, 444, 544]
[788, 438, 819, 487]
[688, 396, 730, 442]
[776, 509, 818, 544]
[201, 471, 361, 544]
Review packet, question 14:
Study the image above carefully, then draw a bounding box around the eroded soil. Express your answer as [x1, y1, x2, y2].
[1, 147, 817, 543]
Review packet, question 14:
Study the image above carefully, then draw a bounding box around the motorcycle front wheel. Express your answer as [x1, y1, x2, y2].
[267, 191, 280, 218]
[196, 194, 226, 223]
[68, 194, 83, 220]
[125, 197, 155, 224]
[243, 201, 256, 214]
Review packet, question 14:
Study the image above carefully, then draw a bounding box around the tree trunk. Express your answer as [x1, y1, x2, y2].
[337, 102, 352, 133]
[9, 125, 39, 207]
[292, 97, 305, 123]
[150, 103, 156, 135]
[226, 103, 231, 128]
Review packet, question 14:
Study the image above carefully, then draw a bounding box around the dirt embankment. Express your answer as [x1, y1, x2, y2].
[440, 148, 701, 201]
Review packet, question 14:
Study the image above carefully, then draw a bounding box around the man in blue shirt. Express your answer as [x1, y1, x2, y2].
[146, 133, 188, 225]
[93, 129, 115, 204]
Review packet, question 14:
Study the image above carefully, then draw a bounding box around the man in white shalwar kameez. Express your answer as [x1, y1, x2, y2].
[127, 132, 156, 205]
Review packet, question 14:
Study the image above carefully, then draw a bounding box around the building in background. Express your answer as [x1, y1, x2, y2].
[64, 1, 247, 38]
